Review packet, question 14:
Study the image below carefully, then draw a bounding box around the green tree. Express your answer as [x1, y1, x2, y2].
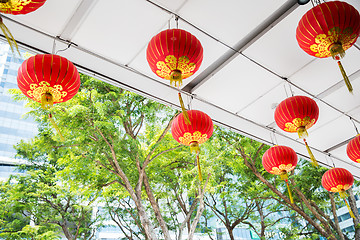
[216, 128, 352, 240]
[0, 161, 99, 240]
[10, 75, 209, 240]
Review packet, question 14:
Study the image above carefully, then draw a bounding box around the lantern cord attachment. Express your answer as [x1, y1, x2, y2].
[41, 92, 54, 109]
[303, 138, 318, 167]
[178, 92, 191, 125]
[175, 15, 179, 29]
[297, 126, 308, 139]
[280, 173, 294, 204]
[337, 61, 353, 94]
[48, 113, 65, 142]
[350, 117, 359, 135]
[0, 15, 19, 55]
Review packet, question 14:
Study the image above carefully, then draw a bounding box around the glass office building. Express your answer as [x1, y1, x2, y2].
[0, 42, 37, 178]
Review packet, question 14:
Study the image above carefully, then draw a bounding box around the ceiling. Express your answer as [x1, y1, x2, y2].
[3, 0, 360, 179]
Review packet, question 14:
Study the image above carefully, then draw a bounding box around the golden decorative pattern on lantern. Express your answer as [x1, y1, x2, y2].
[310, 27, 358, 58]
[330, 184, 351, 193]
[178, 131, 209, 146]
[270, 164, 295, 175]
[156, 55, 196, 80]
[284, 117, 316, 132]
[27, 81, 67, 103]
[1, 0, 32, 12]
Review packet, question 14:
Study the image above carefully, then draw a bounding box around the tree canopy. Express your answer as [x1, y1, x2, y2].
[1, 75, 359, 240]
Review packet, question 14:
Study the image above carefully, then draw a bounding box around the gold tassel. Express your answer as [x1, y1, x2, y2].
[286, 180, 294, 204]
[303, 139, 318, 167]
[337, 61, 353, 93]
[190, 141, 200, 154]
[170, 70, 183, 87]
[178, 92, 191, 125]
[41, 93, 54, 110]
[49, 113, 65, 142]
[330, 43, 346, 60]
[196, 151, 203, 182]
[339, 191, 355, 219]
[344, 199, 356, 219]
[0, 15, 19, 55]
[297, 126, 308, 139]
[280, 173, 294, 204]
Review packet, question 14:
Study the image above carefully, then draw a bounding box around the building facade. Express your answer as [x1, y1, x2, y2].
[0, 42, 37, 181]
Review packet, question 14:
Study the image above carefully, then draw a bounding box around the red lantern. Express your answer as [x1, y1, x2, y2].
[347, 134, 360, 163]
[147, 29, 203, 124]
[322, 168, 355, 218]
[171, 110, 213, 181]
[147, 29, 203, 87]
[262, 145, 298, 203]
[274, 96, 319, 166]
[296, 1, 360, 93]
[17, 54, 81, 140]
[0, 0, 46, 15]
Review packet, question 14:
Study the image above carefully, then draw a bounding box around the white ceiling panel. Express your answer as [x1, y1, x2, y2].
[308, 115, 356, 151]
[329, 144, 359, 169]
[8, 0, 82, 36]
[3, 0, 360, 178]
[178, 0, 287, 47]
[321, 73, 360, 113]
[290, 47, 360, 95]
[71, 0, 170, 64]
[243, 4, 314, 77]
[193, 54, 282, 113]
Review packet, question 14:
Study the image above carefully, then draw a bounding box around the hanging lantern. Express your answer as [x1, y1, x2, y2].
[347, 134, 360, 163]
[171, 110, 213, 181]
[262, 145, 298, 204]
[274, 96, 319, 166]
[17, 54, 81, 140]
[0, 0, 46, 15]
[147, 29, 203, 124]
[322, 168, 355, 219]
[0, 0, 47, 53]
[296, 1, 360, 93]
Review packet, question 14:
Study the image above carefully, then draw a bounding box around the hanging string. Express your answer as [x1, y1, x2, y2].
[329, 154, 335, 168]
[187, 95, 193, 110]
[175, 15, 179, 29]
[288, 81, 294, 97]
[56, 43, 71, 55]
[52, 38, 56, 55]
[273, 131, 278, 145]
[270, 131, 275, 146]
[283, 83, 289, 98]
[350, 117, 359, 135]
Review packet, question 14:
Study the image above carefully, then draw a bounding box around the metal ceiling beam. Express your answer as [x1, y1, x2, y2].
[59, 0, 97, 41]
[182, 0, 300, 93]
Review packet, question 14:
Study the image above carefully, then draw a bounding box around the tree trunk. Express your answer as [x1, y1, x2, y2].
[226, 226, 235, 240]
[242, 159, 337, 240]
[178, 197, 199, 240]
[187, 175, 210, 240]
[60, 223, 74, 240]
[329, 192, 345, 240]
[143, 173, 172, 240]
[348, 188, 360, 240]
[135, 199, 159, 240]
[256, 201, 266, 239]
